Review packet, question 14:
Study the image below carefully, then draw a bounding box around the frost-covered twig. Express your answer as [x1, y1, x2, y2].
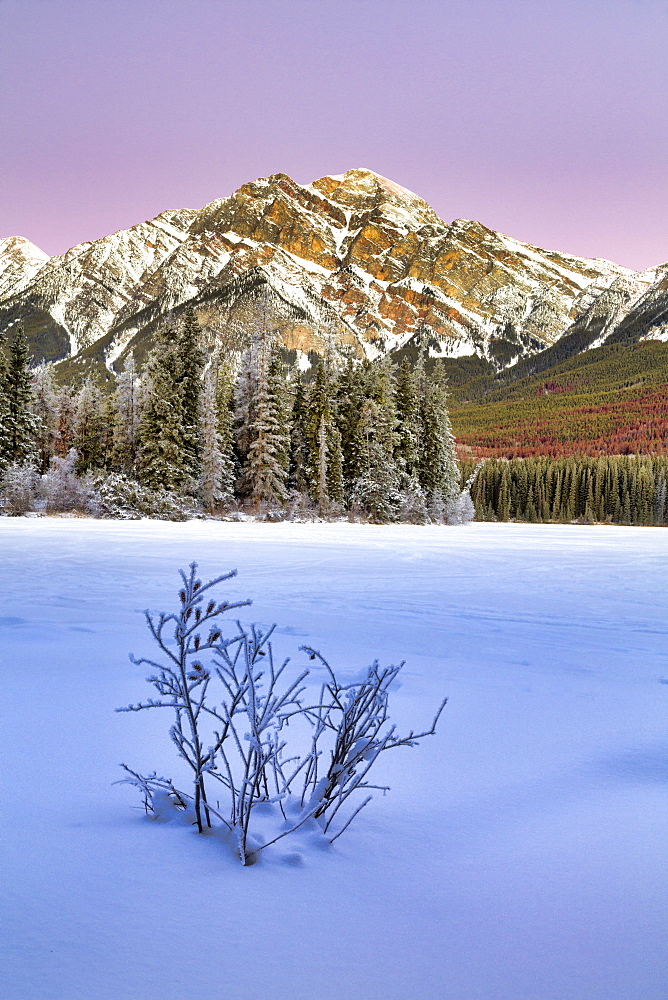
[118, 563, 447, 864]
[118, 563, 251, 832]
[297, 646, 447, 840]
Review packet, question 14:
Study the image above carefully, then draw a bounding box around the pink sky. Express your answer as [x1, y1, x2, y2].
[1, 0, 666, 269]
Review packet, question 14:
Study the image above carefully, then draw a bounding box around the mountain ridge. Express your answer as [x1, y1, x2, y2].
[1, 169, 666, 381]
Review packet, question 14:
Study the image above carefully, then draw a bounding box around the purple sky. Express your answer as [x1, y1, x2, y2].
[1, 0, 666, 269]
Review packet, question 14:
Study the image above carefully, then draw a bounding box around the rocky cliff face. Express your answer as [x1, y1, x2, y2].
[607, 267, 668, 346]
[0, 237, 50, 301]
[0, 169, 661, 373]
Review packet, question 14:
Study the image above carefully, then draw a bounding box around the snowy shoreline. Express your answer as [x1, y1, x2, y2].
[1, 520, 666, 1000]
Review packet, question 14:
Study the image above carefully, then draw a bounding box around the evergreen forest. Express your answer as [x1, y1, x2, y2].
[2, 300, 667, 526]
[0, 305, 463, 523]
[461, 455, 668, 526]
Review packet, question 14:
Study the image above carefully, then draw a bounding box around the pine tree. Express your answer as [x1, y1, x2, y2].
[288, 379, 311, 497]
[235, 288, 290, 506]
[0, 329, 10, 467]
[199, 366, 235, 512]
[137, 323, 188, 492]
[304, 363, 344, 510]
[55, 384, 76, 458]
[30, 364, 60, 474]
[654, 472, 667, 525]
[417, 364, 459, 512]
[136, 309, 205, 493]
[111, 356, 141, 473]
[395, 357, 422, 487]
[327, 422, 344, 506]
[233, 345, 257, 480]
[213, 359, 237, 501]
[73, 381, 110, 473]
[0, 327, 39, 468]
[178, 306, 206, 483]
[337, 360, 368, 488]
[497, 463, 511, 521]
[350, 388, 401, 522]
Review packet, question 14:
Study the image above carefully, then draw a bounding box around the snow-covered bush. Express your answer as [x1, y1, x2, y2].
[0, 462, 40, 514]
[446, 489, 476, 525]
[349, 475, 403, 523]
[397, 483, 430, 524]
[42, 450, 97, 513]
[89, 472, 203, 521]
[118, 563, 446, 865]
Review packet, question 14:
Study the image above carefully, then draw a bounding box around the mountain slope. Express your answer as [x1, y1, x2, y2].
[450, 339, 668, 458]
[0, 169, 643, 375]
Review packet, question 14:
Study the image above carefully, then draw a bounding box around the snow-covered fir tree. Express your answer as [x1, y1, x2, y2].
[305, 363, 344, 510]
[73, 381, 110, 473]
[417, 364, 459, 517]
[199, 364, 235, 512]
[137, 311, 204, 493]
[30, 364, 60, 474]
[111, 355, 141, 473]
[235, 287, 290, 506]
[0, 327, 39, 469]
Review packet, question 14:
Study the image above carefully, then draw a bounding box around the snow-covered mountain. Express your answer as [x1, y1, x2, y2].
[0, 169, 664, 373]
[0, 237, 50, 301]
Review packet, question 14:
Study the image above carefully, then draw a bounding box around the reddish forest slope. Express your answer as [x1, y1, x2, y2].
[450, 340, 668, 458]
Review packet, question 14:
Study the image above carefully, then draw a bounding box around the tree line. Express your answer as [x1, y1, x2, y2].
[0, 299, 464, 523]
[463, 454, 668, 526]
[450, 341, 668, 460]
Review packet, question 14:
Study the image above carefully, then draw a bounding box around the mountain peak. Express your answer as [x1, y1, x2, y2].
[0, 236, 50, 301]
[2, 170, 661, 378]
[310, 168, 441, 226]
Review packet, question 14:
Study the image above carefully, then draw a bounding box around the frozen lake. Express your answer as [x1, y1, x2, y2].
[1, 519, 666, 999]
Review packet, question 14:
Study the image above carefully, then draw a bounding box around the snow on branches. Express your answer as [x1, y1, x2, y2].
[117, 563, 447, 865]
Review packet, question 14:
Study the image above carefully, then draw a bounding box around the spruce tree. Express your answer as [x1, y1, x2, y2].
[246, 344, 290, 506]
[0, 327, 39, 468]
[199, 366, 234, 512]
[178, 306, 206, 482]
[30, 364, 60, 474]
[111, 356, 140, 473]
[417, 364, 459, 513]
[137, 323, 188, 492]
[73, 381, 110, 473]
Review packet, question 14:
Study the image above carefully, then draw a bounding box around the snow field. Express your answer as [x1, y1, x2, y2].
[0, 519, 666, 1000]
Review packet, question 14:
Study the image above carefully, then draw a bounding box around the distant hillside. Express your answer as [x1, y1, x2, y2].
[449, 339, 668, 458]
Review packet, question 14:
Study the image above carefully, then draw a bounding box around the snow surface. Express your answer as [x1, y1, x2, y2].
[1, 519, 666, 1000]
